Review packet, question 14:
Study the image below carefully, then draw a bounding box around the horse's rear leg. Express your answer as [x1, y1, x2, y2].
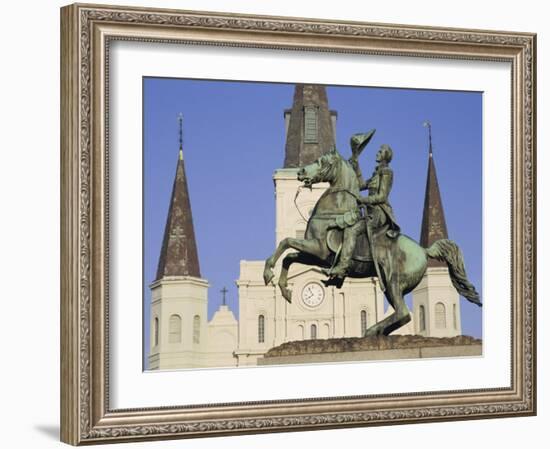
[263, 237, 328, 285]
[364, 282, 411, 336]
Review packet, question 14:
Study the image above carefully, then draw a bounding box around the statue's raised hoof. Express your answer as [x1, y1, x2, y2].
[281, 288, 293, 303]
[263, 267, 274, 286]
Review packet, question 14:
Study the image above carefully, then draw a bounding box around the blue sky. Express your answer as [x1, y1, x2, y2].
[143, 78, 483, 364]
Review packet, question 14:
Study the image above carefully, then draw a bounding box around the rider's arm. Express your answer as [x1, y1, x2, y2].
[350, 159, 370, 191]
[361, 169, 393, 205]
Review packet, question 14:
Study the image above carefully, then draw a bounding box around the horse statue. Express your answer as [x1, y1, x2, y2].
[263, 146, 481, 337]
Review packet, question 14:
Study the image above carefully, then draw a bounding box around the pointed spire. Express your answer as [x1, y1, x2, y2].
[283, 84, 337, 168]
[420, 122, 449, 267]
[423, 120, 434, 157]
[178, 112, 183, 161]
[155, 114, 201, 280]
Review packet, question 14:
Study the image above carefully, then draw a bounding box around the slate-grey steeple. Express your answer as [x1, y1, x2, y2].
[155, 114, 201, 280]
[420, 121, 449, 267]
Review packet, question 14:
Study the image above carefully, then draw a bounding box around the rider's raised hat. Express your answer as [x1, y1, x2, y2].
[350, 129, 376, 159]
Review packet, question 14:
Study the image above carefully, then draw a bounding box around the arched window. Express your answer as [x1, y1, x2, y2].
[453, 304, 458, 330]
[154, 317, 159, 346]
[193, 315, 200, 344]
[298, 325, 304, 340]
[310, 324, 317, 339]
[258, 315, 265, 343]
[323, 323, 330, 339]
[168, 314, 181, 343]
[360, 310, 368, 336]
[435, 302, 446, 329]
[419, 305, 426, 332]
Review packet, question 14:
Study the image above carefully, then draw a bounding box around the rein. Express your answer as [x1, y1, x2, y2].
[325, 186, 362, 202]
[294, 185, 362, 222]
[294, 185, 311, 223]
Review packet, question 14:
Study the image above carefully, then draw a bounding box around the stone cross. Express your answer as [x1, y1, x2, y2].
[220, 286, 228, 306]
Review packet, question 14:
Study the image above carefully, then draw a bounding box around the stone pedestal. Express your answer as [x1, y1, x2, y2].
[257, 335, 482, 366]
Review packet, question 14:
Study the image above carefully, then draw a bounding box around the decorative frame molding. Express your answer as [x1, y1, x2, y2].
[60, 3, 536, 445]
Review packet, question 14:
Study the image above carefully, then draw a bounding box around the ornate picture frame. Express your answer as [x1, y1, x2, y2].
[60, 3, 536, 445]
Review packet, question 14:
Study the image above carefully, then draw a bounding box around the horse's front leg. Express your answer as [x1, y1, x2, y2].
[278, 252, 321, 303]
[277, 253, 299, 303]
[263, 237, 329, 286]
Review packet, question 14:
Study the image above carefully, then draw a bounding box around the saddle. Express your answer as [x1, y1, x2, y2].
[326, 229, 373, 262]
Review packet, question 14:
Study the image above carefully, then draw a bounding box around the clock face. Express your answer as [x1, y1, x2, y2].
[301, 282, 325, 308]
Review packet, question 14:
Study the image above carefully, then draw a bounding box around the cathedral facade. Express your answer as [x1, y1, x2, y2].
[148, 85, 461, 371]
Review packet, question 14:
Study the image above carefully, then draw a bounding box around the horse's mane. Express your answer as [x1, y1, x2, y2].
[333, 153, 360, 192]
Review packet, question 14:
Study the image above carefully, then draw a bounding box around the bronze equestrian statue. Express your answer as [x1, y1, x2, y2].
[326, 131, 400, 284]
[263, 133, 481, 337]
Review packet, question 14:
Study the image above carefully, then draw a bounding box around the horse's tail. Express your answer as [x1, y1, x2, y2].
[426, 239, 482, 307]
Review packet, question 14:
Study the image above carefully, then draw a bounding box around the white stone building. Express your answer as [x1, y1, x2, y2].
[148, 85, 461, 370]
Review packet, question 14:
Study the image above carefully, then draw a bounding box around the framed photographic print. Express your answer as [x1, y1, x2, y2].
[60, 3, 536, 445]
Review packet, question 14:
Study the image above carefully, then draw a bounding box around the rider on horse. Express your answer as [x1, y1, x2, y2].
[327, 134, 400, 282]
[264, 131, 480, 334]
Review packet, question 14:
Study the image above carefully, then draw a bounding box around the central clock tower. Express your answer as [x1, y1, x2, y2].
[274, 84, 337, 245]
[235, 84, 388, 367]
